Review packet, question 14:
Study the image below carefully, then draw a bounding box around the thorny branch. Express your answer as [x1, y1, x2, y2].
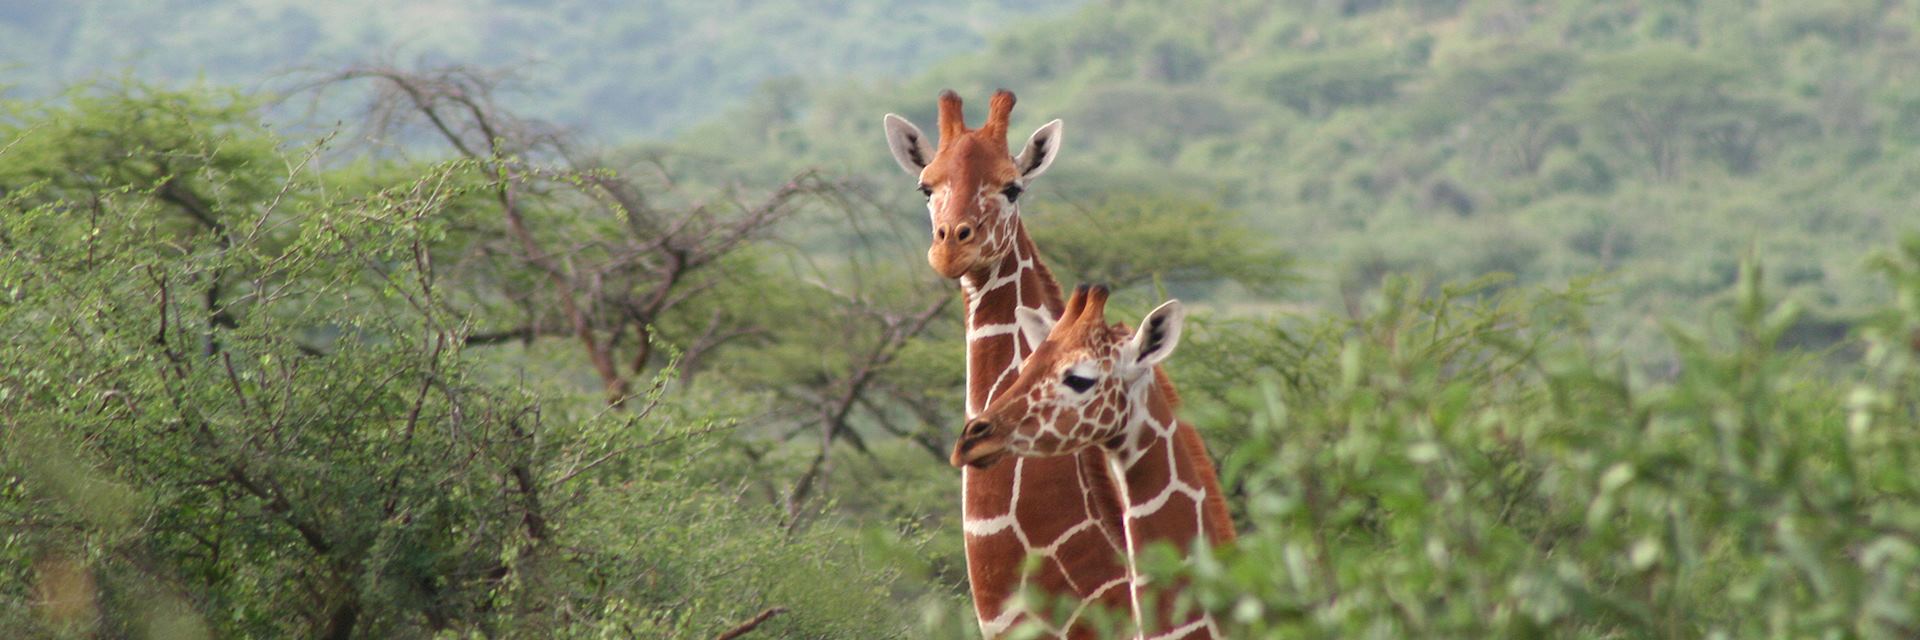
[307, 61, 969, 558]
[784, 293, 950, 523]
[712, 607, 789, 640]
[312, 64, 839, 407]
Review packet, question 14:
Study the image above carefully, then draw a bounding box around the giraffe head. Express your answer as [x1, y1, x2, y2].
[951, 284, 1186, 469]
[883, 89, 1064, 280]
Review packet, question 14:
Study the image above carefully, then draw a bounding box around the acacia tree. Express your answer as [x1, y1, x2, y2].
[0, 85, 625, 638]
[1561, 47, 1798, 180]
[306, 67, 972, 526]
[1428, 46, 1579, 176]
[308, 65, 844, 405]
[0, 80, 921, 640]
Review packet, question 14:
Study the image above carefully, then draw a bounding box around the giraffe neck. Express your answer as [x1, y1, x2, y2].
[1105, 377, 1236, 639]
[961, 223, 1062, 415]
[959, 220, 1133, 639]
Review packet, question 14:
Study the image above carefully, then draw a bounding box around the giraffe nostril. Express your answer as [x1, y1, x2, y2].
[964, 420, 991, 439]
[956, 225, 973, 242]
[935, 225, 947, 241]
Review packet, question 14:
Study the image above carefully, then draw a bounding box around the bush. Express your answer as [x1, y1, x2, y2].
[1161, 261, 1920, 638]
[0, 84, 910, 639]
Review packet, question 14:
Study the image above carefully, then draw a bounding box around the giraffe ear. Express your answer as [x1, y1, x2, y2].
[883, 114, 934, 175]
[1121, 300, 1185, 374]
[1013, 306, 1056, 349]
[1014, 119, 1063, 180]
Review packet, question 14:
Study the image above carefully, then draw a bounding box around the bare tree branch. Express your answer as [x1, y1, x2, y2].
[785, 294, 949, 520]
[712, 607, 788, 640]
[310, 64, 840, 407]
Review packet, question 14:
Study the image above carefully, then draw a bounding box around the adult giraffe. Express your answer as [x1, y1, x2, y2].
[953, 284, 1236, 639]
[883, 90, 1133, 638]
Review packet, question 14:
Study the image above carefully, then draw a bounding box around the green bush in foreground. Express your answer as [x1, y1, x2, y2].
[1147, 255, 1920, 638]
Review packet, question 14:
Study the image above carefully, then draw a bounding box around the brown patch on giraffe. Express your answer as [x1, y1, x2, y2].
[964, 454, 1130, 634]
[963, 525, 1023, 616]
[1014, 475, 1090, 544]
[1020, 556, 1118, 640]
[970, 299, 1015, 331]
[1019, 274, 1048, 309]
[1025, 553, 1073, 598]
[1123, 441, 1174, 497]
[1031, 430, 1062, 454]
[1128, 493, 1201, 542]
[1174, 423, 1237, 545]
[1074, 450, 1131, 549]
[981, 335, 1019, 366]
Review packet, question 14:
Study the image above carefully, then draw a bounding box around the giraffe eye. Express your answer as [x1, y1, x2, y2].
[1002, 184, 1023, 202]
[1062, 372, 1096, 393]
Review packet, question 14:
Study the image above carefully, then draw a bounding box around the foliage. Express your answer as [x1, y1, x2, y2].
[1151, 262, 1920, 638]
[0, 0, 1080, 138]
[0, 84, 912, 639]
[11, 2, 1920, 638]
[677, 0, 1920, 361]
[1030, 191, 1293, 297]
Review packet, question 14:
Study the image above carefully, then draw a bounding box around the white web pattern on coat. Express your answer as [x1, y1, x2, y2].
[958, 199, 1133, 639]
[1009, 339, 1223, 638]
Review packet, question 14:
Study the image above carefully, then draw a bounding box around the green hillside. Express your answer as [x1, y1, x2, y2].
[0, 0, 1079, 137]
[679, 0, 1920, 358]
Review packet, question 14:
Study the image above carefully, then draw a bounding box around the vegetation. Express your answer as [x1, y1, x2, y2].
[681, 0, 1920, 359]
[0, 85, 913, 638]
[1159, 264, 1920, 637]
[6, 0, 1920, 638]
[0, 0, 1079, 137]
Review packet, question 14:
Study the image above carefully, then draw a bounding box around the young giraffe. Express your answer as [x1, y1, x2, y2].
[884, 90, 1134, 638]
[953, 284, 1237, 640]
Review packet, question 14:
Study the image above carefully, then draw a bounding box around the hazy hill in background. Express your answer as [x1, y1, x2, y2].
[676, 0, 1920, 358]
[10, 0, 1918, 358]
[0, 0, 1080, 137]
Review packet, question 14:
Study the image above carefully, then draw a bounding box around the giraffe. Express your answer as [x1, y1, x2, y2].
[952, 284, 1237, 640]
[883, 90, 1135, 638]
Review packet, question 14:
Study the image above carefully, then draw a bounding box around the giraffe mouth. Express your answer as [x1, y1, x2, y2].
[962, 448, 1008, 470]
[928, 246, 980, 280]
[950, 433, 1008, 469]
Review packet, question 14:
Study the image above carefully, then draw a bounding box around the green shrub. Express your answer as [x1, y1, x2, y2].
[1161, 260, 1920, 638]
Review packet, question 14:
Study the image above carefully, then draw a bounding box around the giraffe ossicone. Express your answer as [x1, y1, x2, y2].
[956, 284, 1237, 640]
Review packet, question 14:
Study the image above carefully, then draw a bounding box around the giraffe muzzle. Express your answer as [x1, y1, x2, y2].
[950, 419, 1008, 469]
[927, 241, 981, 280]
